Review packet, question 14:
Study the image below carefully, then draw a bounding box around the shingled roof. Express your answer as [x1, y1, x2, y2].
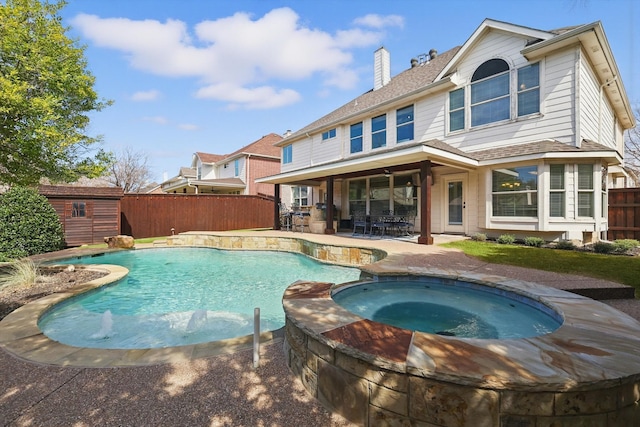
[286, 46, 461, 141]
[469, 139, 617, 162]
[39, 185, 123, 199]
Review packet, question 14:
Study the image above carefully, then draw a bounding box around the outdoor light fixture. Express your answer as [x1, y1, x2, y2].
[384, 169, 391, 177]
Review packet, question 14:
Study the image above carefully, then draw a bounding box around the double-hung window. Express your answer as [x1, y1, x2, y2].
[371, 114, 386, 149]
[234, 159, 239, 177]
[292, 186, 308, 206]
[517, 63, 540, 116]
[549, 164, 565, 217]
[322, 128, 336, 140]
[396, 105, 414, 143]
[449, 88, 465, 132]
[471, 59, 510, 127]
[577, 164, 594, 217]
[282, 144, 292, 164]
[350, 122, 363, 153]
[492, 166, 538, 217]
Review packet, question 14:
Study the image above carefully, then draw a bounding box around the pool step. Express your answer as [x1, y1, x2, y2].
[152, 240, 168, 246]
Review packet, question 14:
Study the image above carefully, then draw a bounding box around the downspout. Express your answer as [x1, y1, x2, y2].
[187, 180, 199, 194]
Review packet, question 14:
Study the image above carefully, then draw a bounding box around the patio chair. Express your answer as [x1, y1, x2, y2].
[352, 212, 369, 235]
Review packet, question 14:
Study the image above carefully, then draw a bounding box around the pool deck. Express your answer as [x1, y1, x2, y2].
[1, 231, 639, 426]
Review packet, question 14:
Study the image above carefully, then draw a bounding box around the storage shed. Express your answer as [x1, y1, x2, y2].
[39, 185, 124, 246]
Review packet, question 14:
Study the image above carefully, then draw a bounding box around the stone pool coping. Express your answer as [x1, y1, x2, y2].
[282, 272, 640, 425]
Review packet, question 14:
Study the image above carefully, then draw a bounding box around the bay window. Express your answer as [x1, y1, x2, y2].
[549, 164, 565, 217]
[577, 164, 594, 217]
[492, 166, 538, 217]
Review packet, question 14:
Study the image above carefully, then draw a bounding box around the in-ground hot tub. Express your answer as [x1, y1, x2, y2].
[282, 273, 640, 426]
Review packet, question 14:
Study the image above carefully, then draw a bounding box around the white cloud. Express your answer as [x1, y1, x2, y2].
[353, 14, 404, 29]
[131, 90, 161, 101]
[178, 123, 199, 131]
[71, 8, 399, 109]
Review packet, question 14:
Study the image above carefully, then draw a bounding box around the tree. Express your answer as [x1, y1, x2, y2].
[624, 106, 640, 183]
[0, 186, 64, 261]
[0, 0, 111, 187]
[106, 147, 154, 193]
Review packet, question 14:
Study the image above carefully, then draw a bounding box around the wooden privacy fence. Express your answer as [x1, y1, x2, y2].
[608, 188, 640, 240]
[120, 194, 274, 239]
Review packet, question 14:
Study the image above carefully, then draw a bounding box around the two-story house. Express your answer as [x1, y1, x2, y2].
[258, 19, 635, 245]
[161, 133, 284, 197]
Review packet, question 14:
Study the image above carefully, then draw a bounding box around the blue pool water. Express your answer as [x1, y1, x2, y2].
[39, 248, 360, 349]
[332, 278, 562, 339]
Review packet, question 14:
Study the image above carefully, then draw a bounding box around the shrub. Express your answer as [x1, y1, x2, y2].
[497, 234, 516, 245]
[593, 241, 615, 254]
[556, 240, 575, 250]
[612, 239, 639, 254]
[524, 236, 544, 247]
[471, 232, 487, 242]
[0, 187, 64, 260]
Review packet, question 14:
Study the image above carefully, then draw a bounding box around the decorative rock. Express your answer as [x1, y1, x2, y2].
[104, 235, 135, 249]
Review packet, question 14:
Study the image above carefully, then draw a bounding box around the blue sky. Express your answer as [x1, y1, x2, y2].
[59, 0, 639, 184]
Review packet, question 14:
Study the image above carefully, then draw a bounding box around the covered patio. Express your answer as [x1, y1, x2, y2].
[258, 139, 478, 245]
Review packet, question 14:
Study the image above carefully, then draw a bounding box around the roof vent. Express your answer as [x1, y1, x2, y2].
[410, 58, 418, 68]
[429, 48, 438, 60]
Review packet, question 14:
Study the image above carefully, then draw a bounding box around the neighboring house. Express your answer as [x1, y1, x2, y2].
[39, 185, 123, 246]
[258, 19, 635, 244]
[160, 133, 287, 198]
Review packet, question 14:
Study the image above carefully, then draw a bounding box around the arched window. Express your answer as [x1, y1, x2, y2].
[471, 59, 510, 126]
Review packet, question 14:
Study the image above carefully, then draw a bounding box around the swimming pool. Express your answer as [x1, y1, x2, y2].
[39, 247, 360, 349]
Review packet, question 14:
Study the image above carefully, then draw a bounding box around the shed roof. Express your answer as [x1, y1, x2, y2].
[39, 185, 124, 199]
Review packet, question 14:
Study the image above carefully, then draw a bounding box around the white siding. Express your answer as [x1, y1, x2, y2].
[579, 53, 601, 142]
[444, 43, 579, 151]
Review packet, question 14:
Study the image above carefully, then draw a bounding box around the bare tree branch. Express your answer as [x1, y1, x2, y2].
[105, 147, 153, 193]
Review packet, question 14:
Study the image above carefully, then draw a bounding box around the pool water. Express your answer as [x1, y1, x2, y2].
[332, 278, 562, 339]
[40, 248, 360, 349]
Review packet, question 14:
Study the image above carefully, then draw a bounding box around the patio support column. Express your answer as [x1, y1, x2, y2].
[418, 160, 434, 245]
[325, 177, 335, 234]
[273, 184, 281, 230]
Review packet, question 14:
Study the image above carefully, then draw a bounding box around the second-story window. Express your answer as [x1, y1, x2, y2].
[471, 59, 510, 127]
[234, 159, 239, 177]
[449, 88, 465, 132]
[322, 128, 336, 140]
[282, 144, 292, 164]
[371, 114, 386, 149]
[517, 63, 540, 116]
[350, 122, 363, 154]
[396, 105, 414, 143]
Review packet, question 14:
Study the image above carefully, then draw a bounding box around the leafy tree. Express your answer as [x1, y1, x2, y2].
[0, 187, 65, 261]
[624, 106, 640, 183]
[0, 0, 112, 187]
[105, 147, 153, 193]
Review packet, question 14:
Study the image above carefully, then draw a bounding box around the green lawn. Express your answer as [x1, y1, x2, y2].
[441, 240, 640, 289]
